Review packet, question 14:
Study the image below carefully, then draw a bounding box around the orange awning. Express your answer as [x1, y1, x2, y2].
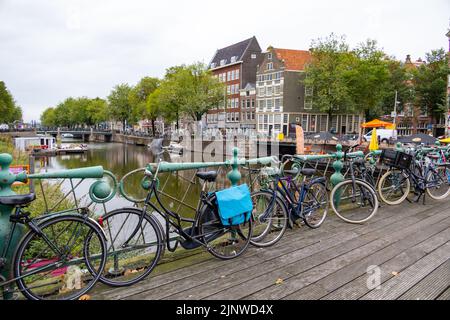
[361, 119, 395, 129]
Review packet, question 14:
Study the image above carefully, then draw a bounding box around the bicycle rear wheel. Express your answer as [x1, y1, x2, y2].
[197, 199, 252, 260]
[13, 214, 107, 300]
[426, 167, 450, 200]
[330, 179, 378, 224]
[250, 190, 288, 247]
[378, 169, 411, 205]
[301, 181, 328, 228]
[92, 207, 164, 287]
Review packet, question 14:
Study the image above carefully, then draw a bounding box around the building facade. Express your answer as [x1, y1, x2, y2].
[255, 47, 363, 137]
[206, 36, 262, 131]
[239, 83, 256, 129]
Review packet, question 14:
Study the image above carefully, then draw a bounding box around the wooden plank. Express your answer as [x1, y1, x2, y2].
[234, 207, 450, 300]
[324, 220, 450, 300]
[360, 242, 450, 300]
[162, 202, 447, 300]
[437, 287, 450, 300]
[100, 198, 426, 299]
[399, 259, 450, 300]
[285, 219, 450, 299]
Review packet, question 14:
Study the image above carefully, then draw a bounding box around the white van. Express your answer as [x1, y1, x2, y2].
[363, 129, 397, 144]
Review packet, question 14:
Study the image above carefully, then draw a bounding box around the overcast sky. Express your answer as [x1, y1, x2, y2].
[1, 0, 449, 122]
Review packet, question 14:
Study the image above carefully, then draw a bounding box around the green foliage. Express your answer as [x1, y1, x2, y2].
[107, 83, 134, 129]
[0, 81, 22, 124]
[413, 48, 449, 123]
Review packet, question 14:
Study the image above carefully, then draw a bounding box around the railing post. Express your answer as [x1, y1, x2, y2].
[227, 147, 241, 186]
[395, 142, 403, 152]
[330, 144, 344, 207]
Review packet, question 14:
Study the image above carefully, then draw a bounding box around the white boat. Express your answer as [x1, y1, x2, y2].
[166, 142, 183, 155]
[61, 133, 74, 138]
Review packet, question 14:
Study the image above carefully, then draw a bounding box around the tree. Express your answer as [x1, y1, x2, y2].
[146, 88, 163, 135]
[40, 107, 57, 127]
[0, 81, 22, 124]
[304, 34, 355, 130]
[156, 63, 224, 132]
[107, 84, 134, 131]
[129, 77, 160, 133]
[346, 39, 391, 120]
[86, 98, 108, 127]
[414, 48, 449, 124]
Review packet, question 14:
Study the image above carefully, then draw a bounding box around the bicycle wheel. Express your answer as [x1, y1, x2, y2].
[13, 214, 107, 300]
[301, 181, 328, 228]
[92, 207, 164, 287]
[330, 179, 379, 224]
[426, 167, 450, 200]
[197, 198, 252, 260]
[249, 190, 288, 247]
[378, 169, 411, 205]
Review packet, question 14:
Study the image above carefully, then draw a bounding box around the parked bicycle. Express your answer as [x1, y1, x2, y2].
[92, 153, 268, 287]
[378, 147, 450, 205]
[329, 145, 379, 224]
[0, 154, 108, 300]
[248, 155, 328, 247]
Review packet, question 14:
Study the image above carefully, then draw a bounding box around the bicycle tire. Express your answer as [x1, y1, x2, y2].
[426, 167, 450, 200]
[378, 169, 411, 205]
[197, 196, 252, 260]
[330, 179, 379, 224]
[301, 181, 328, 228]
[91, 207, 164, 287]
[249, 190, 288, 247]
[13, 214, 107, 300]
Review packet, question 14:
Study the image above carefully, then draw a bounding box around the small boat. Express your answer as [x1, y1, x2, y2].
[61, 133, 74, 138]
[167, 142, 183, 155]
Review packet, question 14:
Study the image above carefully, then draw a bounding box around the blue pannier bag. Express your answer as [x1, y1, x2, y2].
[215, 184, 253, 226]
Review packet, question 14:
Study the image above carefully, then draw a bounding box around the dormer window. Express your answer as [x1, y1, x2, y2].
[220, 59, 227, 66]
[210, 62, 216, 68]
[230, 56, 237, 63]
[268, 53, 272, 60]
[251, 53, 257, 59]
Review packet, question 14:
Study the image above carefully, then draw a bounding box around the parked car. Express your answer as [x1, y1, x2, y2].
[363, 129, 397, 144]
[0, 124, 9, 131]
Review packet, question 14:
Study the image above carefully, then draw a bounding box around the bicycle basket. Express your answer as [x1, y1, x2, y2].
[215, 184, 253, 226]
[380, 149, 412, 169]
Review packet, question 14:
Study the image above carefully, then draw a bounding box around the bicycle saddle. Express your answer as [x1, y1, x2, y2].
[196, 171, 218, 182]
[300, 168, 316, 177]
[0, 193, 35, 206]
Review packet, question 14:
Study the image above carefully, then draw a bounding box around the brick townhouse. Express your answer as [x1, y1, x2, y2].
[255, 46, 364, 137]
[206, 37, 263, 131]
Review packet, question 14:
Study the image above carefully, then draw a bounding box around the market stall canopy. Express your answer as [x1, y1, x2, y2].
[439, 137, 450, 144]
[361, 119, 395, 129]
[398, 133, 438, 145]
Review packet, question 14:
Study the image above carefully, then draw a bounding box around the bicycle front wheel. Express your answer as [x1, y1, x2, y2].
[250, 190, 288, 247]
[426, 167, 450, 200]
[198, 199, 252, 260]
[378, 169, 411, 205]
[93, 207, 164, 287]
[330, 179, 378, 224]
[301, 181, 328, 228]
[13, 214, 107, 300]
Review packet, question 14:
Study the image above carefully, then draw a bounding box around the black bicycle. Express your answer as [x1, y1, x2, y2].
[92, 162, 253, 287]
[249, 155, 328, 247]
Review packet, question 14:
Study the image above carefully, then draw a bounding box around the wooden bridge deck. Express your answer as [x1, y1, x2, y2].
[92, 198, 450, 300]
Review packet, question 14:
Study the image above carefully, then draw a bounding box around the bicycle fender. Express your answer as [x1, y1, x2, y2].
[311, 177, 326, 185]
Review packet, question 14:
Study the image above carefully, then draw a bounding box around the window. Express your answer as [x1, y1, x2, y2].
[231, 70, 235, 80]
[211, 62, 216, 68]
[267, 53, 272, 60]
[258, 100, 265, 110]
[274, 114, 281, 123]
[274, 85, 281, 95]
[305, 86, 313, 96]
[227, 85, 231, 94]
[257, 87, 265, 97]
[267, 62, 273, 70]
[267, 73, 273, 81]
[283, 114, 288, 123]
[251, 53, 257, 59]
[246, 100, 251, 109]
[251, 112, 255, 120]
[266, 86, 273, 96]
[274, 98, 282, 108]
[235, 69, 239, 79]
[235, 112, 239, 122]
[251, 99, 255, 108]
[266, 99, 273, 109]
[257, 75, 262, 82]
[220, 59, 226, 66]
[230, 56, 237, 63]
[227, 71, 231, 81]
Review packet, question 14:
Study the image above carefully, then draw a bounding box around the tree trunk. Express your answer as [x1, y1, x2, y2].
[151, 118, 155, 137]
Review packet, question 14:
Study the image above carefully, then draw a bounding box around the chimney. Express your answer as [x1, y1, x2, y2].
[405, 54, 412, 64]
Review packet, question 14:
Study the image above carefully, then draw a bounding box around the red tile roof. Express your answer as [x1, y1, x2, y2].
[273, 48, 311, 71]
